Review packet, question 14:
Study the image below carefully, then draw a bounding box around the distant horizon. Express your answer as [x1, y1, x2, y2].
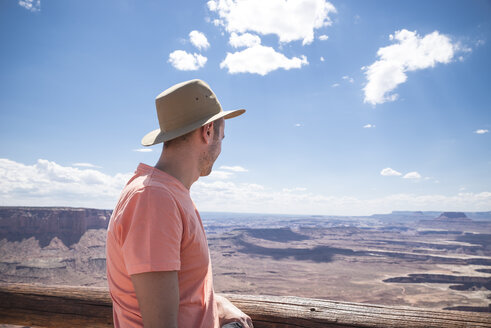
[1, 205, 489, 219]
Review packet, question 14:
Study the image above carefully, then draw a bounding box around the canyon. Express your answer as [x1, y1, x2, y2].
[0, 207, 490, 313]
[0, 207, 110, 247]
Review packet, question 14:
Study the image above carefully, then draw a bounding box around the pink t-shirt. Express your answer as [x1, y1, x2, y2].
[106, 163, 218, 328]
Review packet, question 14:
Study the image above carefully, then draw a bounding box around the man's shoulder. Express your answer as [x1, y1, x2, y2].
[112, 179, 181, 224]
[125, 175, 177, 201]
[114, 167, 192, 217]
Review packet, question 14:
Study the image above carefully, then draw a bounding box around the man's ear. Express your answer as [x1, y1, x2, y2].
[200, 122, 213, 144]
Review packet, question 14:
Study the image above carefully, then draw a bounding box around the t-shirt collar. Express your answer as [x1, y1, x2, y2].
[136, 163, 189, 192]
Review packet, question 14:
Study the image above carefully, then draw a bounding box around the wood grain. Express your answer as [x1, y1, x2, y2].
[0, 283, 489, 327]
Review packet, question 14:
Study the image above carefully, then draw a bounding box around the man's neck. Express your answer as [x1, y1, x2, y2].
[154, 149, 201, 190]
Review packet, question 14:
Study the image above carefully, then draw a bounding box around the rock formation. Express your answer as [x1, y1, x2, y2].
[0, 207, 111, 247]
[436, 212, 470, 220]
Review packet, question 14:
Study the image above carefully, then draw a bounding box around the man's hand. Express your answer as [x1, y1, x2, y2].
[131, 271, 179, 328]
[215, 294, 253, 328]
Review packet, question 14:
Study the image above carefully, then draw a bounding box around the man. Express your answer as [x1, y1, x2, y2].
[106, 79, 252, 328]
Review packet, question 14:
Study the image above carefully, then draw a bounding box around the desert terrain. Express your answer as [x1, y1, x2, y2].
[0, 207, 490, 314]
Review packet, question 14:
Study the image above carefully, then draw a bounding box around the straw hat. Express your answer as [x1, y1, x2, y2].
[141, 79, 245, 146]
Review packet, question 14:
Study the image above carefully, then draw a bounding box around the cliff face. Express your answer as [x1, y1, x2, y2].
[436, 212, 470, 220]
[0, 207, 112, 247]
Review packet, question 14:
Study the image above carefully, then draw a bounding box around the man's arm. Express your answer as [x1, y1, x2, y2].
[131, 271, 179, 328]
[215, 294, 253, 328]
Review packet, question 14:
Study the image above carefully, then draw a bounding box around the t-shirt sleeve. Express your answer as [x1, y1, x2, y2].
[120, 187, 183, 275]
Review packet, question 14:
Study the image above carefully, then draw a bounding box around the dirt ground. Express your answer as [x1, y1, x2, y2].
[1, 216, 490, 313]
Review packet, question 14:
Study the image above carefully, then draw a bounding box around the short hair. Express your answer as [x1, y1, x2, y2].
[164, 118, 223, 148]
[212, 117, 223, 139]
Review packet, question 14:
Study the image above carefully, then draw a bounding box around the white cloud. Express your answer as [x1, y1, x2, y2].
[295, 123, 303, 127]
[363, 29, 458, 105]
[206, 170, 234, 180]
[208, 0, 218, 11]
[423, 176, 439, 183]
[342, 75, 354, 83]
[460, 44, 472, 53]
[475, 129, 489, 134]
[168, 50, 207, 71]
[363, 124, 375, 128]
[320, 56, 325, 62]
[18, 0, 40, 12]
[192, 178, 491, 215]
[220, 165, 248, 172]
[220, 44, 308, 75]
[207, 0, 336, 45]
[403, 171, 422, 179]
[73, 162, 101, 168]
[133, 148, 153, 153]
[283, 187, 307, 192]
[331, 83, 340, 87]
[189, 30, 210, 50]
[2, 158, 489, 216]
[380, 167, 402, 176]
[318, 34, 329, 41]
[0, 159, 131, 209]
[229, 32, 261, 48]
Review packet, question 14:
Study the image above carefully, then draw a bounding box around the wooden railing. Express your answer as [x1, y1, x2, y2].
[0, 283, 489, 327]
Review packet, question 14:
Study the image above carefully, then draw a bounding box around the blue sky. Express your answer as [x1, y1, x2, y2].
[1, 0, 490, 215]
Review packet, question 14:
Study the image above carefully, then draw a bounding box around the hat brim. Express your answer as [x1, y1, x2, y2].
[141, 109, 245, 146]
